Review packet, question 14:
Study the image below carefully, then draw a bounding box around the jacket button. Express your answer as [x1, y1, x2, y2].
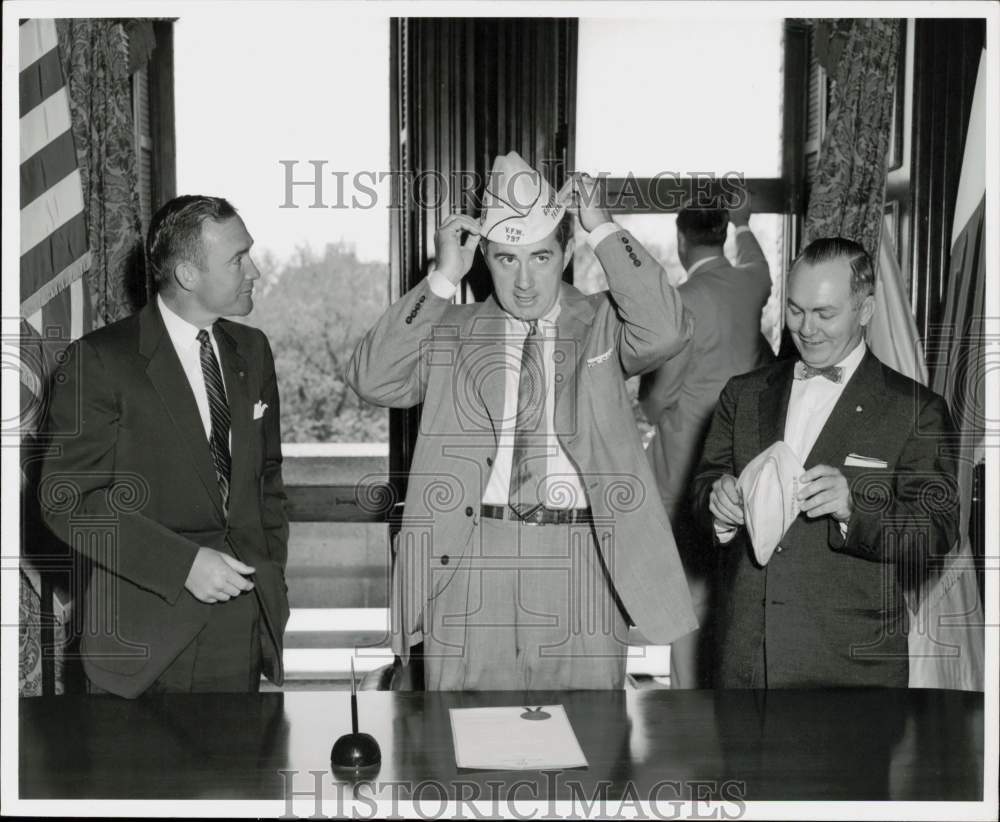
[465, 506, 474, 516]
[633, 259, 641, 267]
[486, 457, 493, 466]
[625, 245, 633, 253]
[440, 555, 449, 566]
[405, 317, 412, 324]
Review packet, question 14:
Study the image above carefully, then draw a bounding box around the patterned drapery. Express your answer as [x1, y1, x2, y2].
[804, 19, 901, 260]
[57, 18, 146, 327]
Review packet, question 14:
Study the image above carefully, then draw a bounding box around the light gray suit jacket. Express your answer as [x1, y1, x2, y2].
[640, 230, 773, 522]
[348, 228, 699, 661]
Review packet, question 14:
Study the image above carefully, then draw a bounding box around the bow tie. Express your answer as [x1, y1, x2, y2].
[794, 361, 844, 383]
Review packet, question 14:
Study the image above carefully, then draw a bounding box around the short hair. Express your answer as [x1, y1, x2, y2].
[146, 195, 238, 290]
[792, 236, 875, 302]
[676, 207, 728, 248]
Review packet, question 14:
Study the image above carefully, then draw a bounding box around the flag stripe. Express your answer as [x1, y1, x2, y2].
[20, 87, 72, 163]
[70, 278, 84, 340]
[20, 212, 89, 303]
[21, 168, 85, 253]
[19, 18, 58, 72]
[20, 128, 77, 207]
[20, 46, 64, 117]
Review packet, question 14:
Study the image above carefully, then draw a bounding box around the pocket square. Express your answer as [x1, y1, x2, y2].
[253, 401, 268, 420]
[586, 347, 614, 367]
[844, 453, 888, 468]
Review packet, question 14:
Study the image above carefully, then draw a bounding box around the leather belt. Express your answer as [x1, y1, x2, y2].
[480, 504, 593, 526]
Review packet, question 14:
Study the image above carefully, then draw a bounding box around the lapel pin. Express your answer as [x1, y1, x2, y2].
[239, 371, 245, 379]
[856, 405, 863, 413]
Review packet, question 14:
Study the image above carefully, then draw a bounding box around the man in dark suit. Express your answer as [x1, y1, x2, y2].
[39, 195, 289, 697]
[640, 190, 773, 688]
[692, 237, 958, 688]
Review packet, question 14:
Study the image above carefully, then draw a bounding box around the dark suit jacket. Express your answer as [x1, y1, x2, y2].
[39, 300, 289, 697]
[692, 350, 958, 688]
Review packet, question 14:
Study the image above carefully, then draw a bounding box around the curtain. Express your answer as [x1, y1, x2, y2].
[57, 19, 145, 327]
[803, 19, 901, 260]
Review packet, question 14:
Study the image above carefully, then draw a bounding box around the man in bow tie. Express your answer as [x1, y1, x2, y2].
[692, 236, 958, 688]
[349, 152, 696, 689]
[39, 195, 290, 697]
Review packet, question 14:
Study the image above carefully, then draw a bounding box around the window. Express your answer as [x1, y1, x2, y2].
[573, 17, 787, 369]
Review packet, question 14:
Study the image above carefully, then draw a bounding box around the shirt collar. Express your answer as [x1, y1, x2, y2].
[686, 255, 724, 277]
[837, 339, 867, 383]
[157, 294, 212, 348]
[503, 298, 562, 330]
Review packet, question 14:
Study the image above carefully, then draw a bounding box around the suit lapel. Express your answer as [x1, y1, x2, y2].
[804, 350, 884, 467]
[214, 322, 251, 512]
[760, 359, 795, 452]
[464, 298, 508, 441]
[139, 302, 225, 519]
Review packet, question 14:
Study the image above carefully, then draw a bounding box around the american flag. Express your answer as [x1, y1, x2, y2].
[19, 18, 92, 415]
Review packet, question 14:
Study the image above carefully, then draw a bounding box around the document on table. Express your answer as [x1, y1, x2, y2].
[450, 705, 588, 770]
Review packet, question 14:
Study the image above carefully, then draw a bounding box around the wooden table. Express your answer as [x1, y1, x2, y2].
[19, 688, 983, 803]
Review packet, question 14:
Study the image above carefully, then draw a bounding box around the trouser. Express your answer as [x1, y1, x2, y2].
[669, 530, 716, 689]
[423, 517, 629, 690]
[88, 590, 262, 695]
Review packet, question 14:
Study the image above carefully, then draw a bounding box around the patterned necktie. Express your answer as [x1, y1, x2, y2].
[794, 361, 844, 383]
[197, 329, 232, 513]
[508, 320, 547, 519]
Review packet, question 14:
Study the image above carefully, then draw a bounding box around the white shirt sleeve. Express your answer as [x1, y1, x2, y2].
[714, 521, 738, 544]
[427, 268, 458, 299]
[586, 221, 620, 249]
[733, 224, 752, 237]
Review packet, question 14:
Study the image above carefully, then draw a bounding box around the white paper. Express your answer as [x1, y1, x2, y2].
[450, 705, 588, 770]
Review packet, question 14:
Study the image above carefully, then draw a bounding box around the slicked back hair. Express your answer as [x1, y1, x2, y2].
[792, 236, 875, 303]
[676, 207, 728, 248]
[146, 195, 238, 291]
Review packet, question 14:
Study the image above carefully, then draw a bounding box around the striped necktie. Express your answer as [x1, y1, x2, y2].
[508, 320, 547, 519]
[197, 328, 232, 513]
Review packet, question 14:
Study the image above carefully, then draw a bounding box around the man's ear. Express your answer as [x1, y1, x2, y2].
[173, 260, 199, 293]
[562, 236, 575, 271]
[858, 292, 876, 327]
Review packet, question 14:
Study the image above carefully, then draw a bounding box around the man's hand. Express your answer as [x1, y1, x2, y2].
[434, 213, 481, 285]
[185, 547, 255, 604]
[562, 172, 613, 233]
[728, 183, 752, 227]
[798, 464, 852, 523]
[709, 474, 745, 529]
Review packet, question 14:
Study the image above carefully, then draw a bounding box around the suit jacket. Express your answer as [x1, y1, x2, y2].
[691, 350, 958, 688]
[348, 228, 699, 660]
[640, 230, 773, 523]
[39, 301, 290, 697]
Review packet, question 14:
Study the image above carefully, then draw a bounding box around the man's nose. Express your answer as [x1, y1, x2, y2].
[246, 258, 261, 280]
[515, 262, 531, 289]
[799, 313, 815, 336]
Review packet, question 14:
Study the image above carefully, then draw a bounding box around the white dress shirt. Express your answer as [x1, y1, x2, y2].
[716, 339, 867, 543]
[783, 339, 867, 462]
[426, 221, 622, 508]
[157, 295, 229, 444]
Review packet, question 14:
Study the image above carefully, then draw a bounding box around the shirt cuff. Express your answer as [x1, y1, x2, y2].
[733, 224, 752, 237]
[838, 519, 849, 538]
[586, 221, 619, 249]
[427, 268, 458, 299]
[714, 522, 738, 544]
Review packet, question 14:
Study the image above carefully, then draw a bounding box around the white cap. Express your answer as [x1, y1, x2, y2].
[479, 151, 566, 245]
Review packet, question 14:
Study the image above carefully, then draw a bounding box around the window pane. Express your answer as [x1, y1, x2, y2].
[175, 12, 390, 445]
[576, 19, 784, 178]
[574, 214, 785, 353]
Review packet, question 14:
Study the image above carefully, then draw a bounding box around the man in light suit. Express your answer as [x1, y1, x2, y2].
[39, 195, 289, 697]
[349, 153, 697, 689]
[639, 192, 773, 688]
[692, 237, 958, 687]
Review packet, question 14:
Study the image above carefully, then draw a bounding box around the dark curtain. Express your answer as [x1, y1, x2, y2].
[57, 18, 146, 326]
[804, 19, 901, 259]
